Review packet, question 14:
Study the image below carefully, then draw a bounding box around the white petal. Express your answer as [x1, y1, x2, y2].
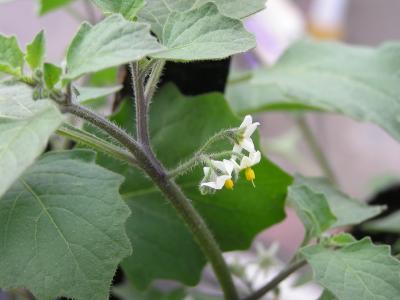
[201, 182, 219, 189]
[230, 159, 241, 171]
[215, 175, 231, 189]
[240, 156, 253, 169]
[211, 160, 226, 172]
[251, 151, 262, 164]
[241, 138, 256, 153]
[203, 167, 210, 176]
[244, 122, 260, 137]
[222, 159, 234, 174]
[240, 115, 253, 129]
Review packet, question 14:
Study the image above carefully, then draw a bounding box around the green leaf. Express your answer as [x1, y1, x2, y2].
[43, 63, 62, 89]
[301, 238, 400, 300]
[226, 40, 400, 143]
[288, 183, 336, 242]
[65, 15, 163, 80]
[0, 82, 63, 198]
[319, 290, 338, 300]
[91, 83, 291, 288]
[0, 150, 132, 300]
[363, 211, 400, 233]
[38, 0, 73, 15]
[139, 0, 265, 37]
[151, 3, 256, 61]
[77, 85, 122, 104]
[295, 176, 385, 227]
[90, 0, 145, 20]
[323, 233, 357, 247]
[113, 282, 186, 300]
[0, 35, 24, 76]
[25, 31, 46, 70]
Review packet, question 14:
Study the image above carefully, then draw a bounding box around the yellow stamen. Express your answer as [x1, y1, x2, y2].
[245, 168, 256, 187]
[224, 179, 234, 190]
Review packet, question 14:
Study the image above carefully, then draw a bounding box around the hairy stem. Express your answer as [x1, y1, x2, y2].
[145, 60, 165, 102]
[242, 259, 307, 300]
[130, 62, 150, 146]
[62, 103, 239, 300]
[57, 124, 138, 166]
[296, 115, 337, 184]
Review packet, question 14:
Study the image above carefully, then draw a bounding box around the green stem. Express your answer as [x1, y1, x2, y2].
[57, 124, 138, 166]
[168, 150, 244, 179]
[242, 259, 307, 300]
[145, 60, 165, 103]
[62, 103, 239, 300]
[296, 115, 337, 184]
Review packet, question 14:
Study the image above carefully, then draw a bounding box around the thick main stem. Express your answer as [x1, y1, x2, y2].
[63, 103, 239, 300]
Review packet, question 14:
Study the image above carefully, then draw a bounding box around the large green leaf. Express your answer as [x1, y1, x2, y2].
[288, 183, 336, 242]
[0, 82, 63, 198]
[38, 0, 73, 15]
[90, 0, 145, 20]
[151, 3, 256, 61]
[0, 35, 24, 76]
[91, 83, 291, 288]
[301, 238, 400, 300]
[139, 0, 265, 37]
[0, 150, 132, 300]
[226, 40, 400, 143]
[65, 14, 163, 80]
[294, 176, 385, 228]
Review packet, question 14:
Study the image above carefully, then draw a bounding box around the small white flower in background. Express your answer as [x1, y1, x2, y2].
[232, 151, 261, 187]
[200, 159, 235, 193]
[233, 115, 260, 154]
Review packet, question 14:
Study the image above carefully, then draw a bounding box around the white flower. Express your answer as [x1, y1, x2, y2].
[231, 151, 262, 171]
[233, 115, 260, 154]
[200, 159, 234, 190]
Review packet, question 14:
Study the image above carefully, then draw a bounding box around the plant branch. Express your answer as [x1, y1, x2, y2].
[296, 115, 337, 184]
[242, 259, 307, 300]
[57, 124, 138, 166]
[130, 62, 150, 146]
[145, 60, 165, 103]
[61, 100, 239, 300]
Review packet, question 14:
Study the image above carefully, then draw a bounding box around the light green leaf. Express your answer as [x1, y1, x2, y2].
[25, 31, 46, 70]
[288, 183, 336, 242]
[226, 40, 400, 143]
[139, 0, 265, 37]
[295, 176, 385, 227]
[38, 0, 73, 15]
[151, 3, 256, 61]
[363, 211, 400, 233]
[0, 35, 24, 76]
[90, 83, 291, 288]
[323, 233, 357, 247]
[77, 85, 122, 104]
[43, 63, 62, 89]
[90, 0, 145, 20]
[319, 290, 338, 300]
[301, 238, 400, 300]
[0, 150, 132, 300]
[65, 14, 163, 80]
[0, 82, 63, 198]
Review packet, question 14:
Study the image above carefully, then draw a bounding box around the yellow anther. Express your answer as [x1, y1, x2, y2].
[245, 168, 256, 187]
[224, 179, 234, 190]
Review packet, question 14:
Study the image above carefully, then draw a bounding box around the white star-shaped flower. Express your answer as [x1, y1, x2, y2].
[233, 115, 260, 154]
[231, 151, 262, 171]
[200, 159, 234, 190]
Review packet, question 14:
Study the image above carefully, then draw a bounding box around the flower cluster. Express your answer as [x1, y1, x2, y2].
[200, 115, 261, 195]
